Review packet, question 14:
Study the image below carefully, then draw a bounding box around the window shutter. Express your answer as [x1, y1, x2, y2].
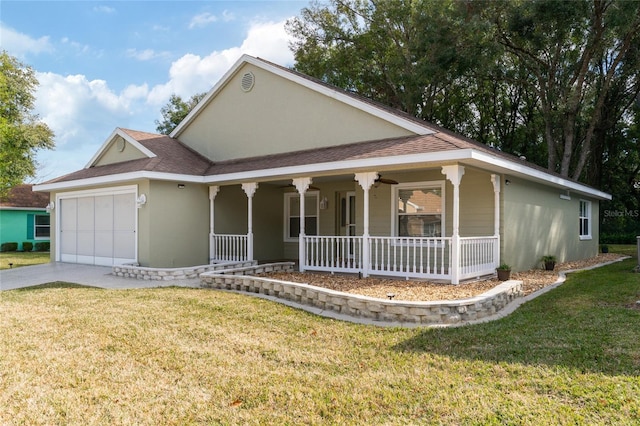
[26, 214, 34, 239]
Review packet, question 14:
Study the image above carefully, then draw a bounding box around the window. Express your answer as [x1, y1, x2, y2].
[284, 192, 319, 241]
[394, 182, 444, 237]
[579, 200, 591, 240]
[35, 214, 50, 239]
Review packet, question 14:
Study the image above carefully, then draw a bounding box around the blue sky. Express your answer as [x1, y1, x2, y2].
[1, 1, 307, 181]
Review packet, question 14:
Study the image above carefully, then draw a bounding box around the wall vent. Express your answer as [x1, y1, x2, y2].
[241, 72, 255, 92]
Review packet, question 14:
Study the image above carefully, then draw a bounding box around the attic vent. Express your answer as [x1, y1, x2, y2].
[241, 72, 255, 92]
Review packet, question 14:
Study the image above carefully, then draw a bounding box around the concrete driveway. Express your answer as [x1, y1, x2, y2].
[0, 262, 201, 291]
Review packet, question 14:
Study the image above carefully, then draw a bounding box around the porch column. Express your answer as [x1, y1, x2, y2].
[242, 182, 258, 261]
[208, 185, 219, 263]
[490, 175, 501, 268]
[293, 177, 312, 272]
[442, 165, 465, 285]
[355, 172, 378, 278]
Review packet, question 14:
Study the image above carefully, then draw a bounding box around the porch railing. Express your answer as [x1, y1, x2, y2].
[459, 236, 499, 280]
[210, 234, 248, 262]
[303, 236, 363, 273]
[369, 236, 451, 279]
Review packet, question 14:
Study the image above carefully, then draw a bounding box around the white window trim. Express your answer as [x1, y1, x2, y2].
[391, 181, 446, 243]
[283, 191, 319, 242]
[34, 214, 50, 240]
[579, 199, 592, 240]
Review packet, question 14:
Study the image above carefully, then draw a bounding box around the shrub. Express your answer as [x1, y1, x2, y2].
[22, 242, 33, 252]
[34, 242, 50, 252]
[1, 242, 19, 252]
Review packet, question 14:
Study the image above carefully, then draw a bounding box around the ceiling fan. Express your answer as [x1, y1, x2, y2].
[375, 175, 398, 185]
[280, 183, 320, 191]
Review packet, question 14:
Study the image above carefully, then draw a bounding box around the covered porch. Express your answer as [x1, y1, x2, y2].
[207, 165, 502, 285]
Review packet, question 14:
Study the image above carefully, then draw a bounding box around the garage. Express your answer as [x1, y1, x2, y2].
[58, 187, 137, 266]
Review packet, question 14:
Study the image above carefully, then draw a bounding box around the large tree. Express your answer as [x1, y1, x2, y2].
[155, 92, 206, 135]
[287, 0, 640, 181]
[0, 51, 54, 197]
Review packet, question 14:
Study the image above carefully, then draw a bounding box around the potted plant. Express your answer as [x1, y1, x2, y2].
[541, 255, 556, 271]
[496, 263, 511, 281]
[600, 244, 609, 253]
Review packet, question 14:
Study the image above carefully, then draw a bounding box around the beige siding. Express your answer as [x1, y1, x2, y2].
[94, 138, 147, 166]
[145, 181, 209, 267]
[178, 63, 415, 162]
[503, 177, 599, 271]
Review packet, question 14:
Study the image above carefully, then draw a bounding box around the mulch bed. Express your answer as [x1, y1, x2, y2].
[260, 253, 625, 301]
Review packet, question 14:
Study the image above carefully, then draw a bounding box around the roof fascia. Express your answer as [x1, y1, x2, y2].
[35, 148, 611, 200]
[85, 128, 157, 168]
[170, 55, 435, 138]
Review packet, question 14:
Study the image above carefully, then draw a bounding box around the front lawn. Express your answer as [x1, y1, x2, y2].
[0, 251, 50, 270]
[1, 258, 639, 424]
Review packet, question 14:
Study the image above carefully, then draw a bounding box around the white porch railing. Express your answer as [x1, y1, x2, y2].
[459, 236, 499, 280]
[369, 236, 451, 279]
[210, 234, 248, 262]
[303, 236, 363, 273]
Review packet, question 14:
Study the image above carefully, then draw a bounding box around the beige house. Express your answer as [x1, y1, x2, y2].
[35, 55, 611, 284]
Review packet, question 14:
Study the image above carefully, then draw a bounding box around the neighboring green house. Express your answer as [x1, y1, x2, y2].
[35, 55, 611, 283]
[0, 184, 51, 251]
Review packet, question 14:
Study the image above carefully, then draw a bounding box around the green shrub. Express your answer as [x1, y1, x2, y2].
[1, 242, 19, 252]
[34, 242, 50, 252]
[22, 242, 33, 252]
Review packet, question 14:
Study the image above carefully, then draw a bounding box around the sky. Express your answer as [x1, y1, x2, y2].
[1, 0, 308, 181]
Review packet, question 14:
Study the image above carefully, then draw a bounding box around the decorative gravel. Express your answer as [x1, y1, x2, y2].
[261, 253, 625, 301]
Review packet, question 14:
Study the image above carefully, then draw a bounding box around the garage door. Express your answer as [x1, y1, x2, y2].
[59, 191, 136, 266]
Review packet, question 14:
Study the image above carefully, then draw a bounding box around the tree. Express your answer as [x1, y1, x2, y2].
[155, 92, 206, 135]
[0, 51, 54, 197]
[490, 0, 640, 179]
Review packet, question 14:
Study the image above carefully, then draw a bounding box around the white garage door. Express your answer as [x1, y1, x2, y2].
[59, 191, 136, 266]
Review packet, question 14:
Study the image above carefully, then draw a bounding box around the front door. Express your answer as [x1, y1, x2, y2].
[338, 191, 356, 259]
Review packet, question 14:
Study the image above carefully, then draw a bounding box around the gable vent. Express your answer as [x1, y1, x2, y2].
[241, 72, 255, 92]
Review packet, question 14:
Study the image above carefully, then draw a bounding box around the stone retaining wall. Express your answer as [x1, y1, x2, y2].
[113, 260, 257, 281]
[200, 265, 523, 326]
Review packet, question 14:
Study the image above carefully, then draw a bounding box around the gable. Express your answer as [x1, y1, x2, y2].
[175, 59, 425, 162]
[87, 128, 156, 168]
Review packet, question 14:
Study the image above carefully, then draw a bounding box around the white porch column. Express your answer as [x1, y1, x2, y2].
[293, 177, 312, 272]
[208, 186, 219, 263]
[354, 172, 378, 278]
[490, 175, 501, 268]
[242, 182, 258, 261]
[442, 165, 465, 285]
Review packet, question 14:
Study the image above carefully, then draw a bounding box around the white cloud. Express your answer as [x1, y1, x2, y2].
[189, 12, 218, 29]
[126, 48, 170, 61]
[94, 5, 116, 14]
[147, 19, 294, 105]
[0, 24, 54, 57]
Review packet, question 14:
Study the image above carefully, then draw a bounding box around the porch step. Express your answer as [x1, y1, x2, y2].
[200, 262, 295, 281]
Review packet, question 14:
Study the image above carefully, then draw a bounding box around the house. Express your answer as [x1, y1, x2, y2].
[0, 184, 51, 251]
[34, 55, 611, 284]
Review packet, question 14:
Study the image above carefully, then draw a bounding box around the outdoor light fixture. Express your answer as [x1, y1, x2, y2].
[178, 184, 185, 189]
[136, 194, 147, 208]
[45, 201, 55, 213]
[387, 293, 396, 300]
[505, 179, 511, 186]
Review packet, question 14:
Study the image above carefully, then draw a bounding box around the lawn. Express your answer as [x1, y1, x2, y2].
[1, 254, 639, 425]
[0, 251, 50, 270]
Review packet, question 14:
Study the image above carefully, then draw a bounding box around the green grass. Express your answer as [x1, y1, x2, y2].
[1, 259, 639, 424]
[609, 244, 639, 258]
[0, 251, 50, 270]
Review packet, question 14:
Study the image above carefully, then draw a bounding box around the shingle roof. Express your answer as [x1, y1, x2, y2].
[45, 129, 213, 184]
[0, 184, 50, 208]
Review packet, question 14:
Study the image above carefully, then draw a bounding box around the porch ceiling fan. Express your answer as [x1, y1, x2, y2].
[280, 183, 320, 191]
[375, 175, 398, 185]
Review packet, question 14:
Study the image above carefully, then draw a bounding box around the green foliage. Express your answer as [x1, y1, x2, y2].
[34, 241, 49, 252]
[22, 241, 33, 252]
[0, 51, 55, 197]
[155, 92, 206, 135]
[497, 263, 511, 270]
[1, 242, 18, 252]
